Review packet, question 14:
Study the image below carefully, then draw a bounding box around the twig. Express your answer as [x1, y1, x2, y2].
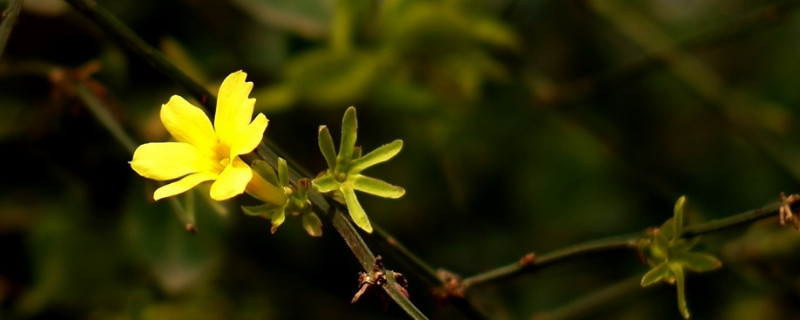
[63, 0, 215, 110]
[461, 234, 640, 291]
[549, 0, 800, 105]
[531, 275, 642, 320]
[0, 0, 24, 60]
[460, 195, 797, 292]
[62, 1, 434, 318]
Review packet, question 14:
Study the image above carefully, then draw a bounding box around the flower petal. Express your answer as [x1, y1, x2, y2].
[153, 171, 217, 201]
[209, 157, 252, 200]
[215, 71, 256, 148]
[130, 142, 215, 180]
[229, 113, 268, 158]
[160, 95, 216, 152]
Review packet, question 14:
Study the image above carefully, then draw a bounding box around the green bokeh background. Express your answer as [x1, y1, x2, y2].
[3, 0, 800, 319]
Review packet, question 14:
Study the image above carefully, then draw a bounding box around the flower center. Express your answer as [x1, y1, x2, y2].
[211, 143, 232, 173]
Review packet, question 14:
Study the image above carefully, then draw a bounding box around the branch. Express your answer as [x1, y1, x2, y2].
[63, 1, 435, 318]
[546, 0, 800, 105]
[459, 195, 796, 292]
[531, 275, 642, 320]
[461, 234, 640, 291]
[62, 0, 215, 110]
[0, 0, 24, 60]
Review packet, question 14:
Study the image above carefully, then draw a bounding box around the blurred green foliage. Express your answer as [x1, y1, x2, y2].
[3, 0, 800, 319]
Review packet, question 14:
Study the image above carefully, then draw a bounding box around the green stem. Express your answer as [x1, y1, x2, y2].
[75, 83, 137, 153]
[63, 0, 215, 110]
[531, 275, 642, 320]
[681, 200, 785, 237]
[0, 0, 24, 60]
[462, 234, 640, 290]
[463, 196, 793, 291]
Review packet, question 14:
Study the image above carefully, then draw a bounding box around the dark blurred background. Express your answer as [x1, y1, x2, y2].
[3, 0, 800, 319]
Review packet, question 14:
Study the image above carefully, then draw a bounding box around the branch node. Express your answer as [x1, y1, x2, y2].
[519, 253, 537, 267]
[433, 269, 465, 302]
[351, 256, 409, 305]
[779, 192, 800, 230]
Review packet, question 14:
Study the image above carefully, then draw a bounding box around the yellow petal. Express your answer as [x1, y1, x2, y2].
[153, 171, 217, 201]
[215, 71, 256, 148]
[130, 142, 216, 180]
[209, 157, 252, 200]
[160, 95, 217, 152]
[229, 113, 268, 158]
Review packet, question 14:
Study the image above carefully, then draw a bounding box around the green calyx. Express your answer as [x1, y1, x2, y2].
[243, 158, 322, 237]
[312, 106, 405, 233]
[639, 196, 722, 319]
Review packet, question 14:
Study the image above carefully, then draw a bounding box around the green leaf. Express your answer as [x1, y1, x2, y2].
[352, 174, 405, 199]
[302, 212, 323, 237]
[641, 262, 670, 287]
[349, 139, 403, 173]
[342, 185, 372, 233]
[317, 125, 337, 170]
[336, 106, 358, 169]
[673, 196, 687, 240]
[674, 252, 722, 273]
[671, 264, 690, 319]
[251, 160, 279, 186]
[311, 174, 340, 193]
[278, 158, 289, 187]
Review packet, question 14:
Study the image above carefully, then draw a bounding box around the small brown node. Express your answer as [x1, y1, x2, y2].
[519, 253, 537, 267]
[351, 256, 408, 304]
[433, 269, 465, 301]
[779, 193, 800, 230]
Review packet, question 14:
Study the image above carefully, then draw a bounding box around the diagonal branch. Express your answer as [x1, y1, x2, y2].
[62, 0, 439, 318]
[0, 0, 24, 60]
[459, 195, 797, 292]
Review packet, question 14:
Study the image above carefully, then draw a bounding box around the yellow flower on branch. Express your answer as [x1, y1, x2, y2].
[130, 71, 268, 201]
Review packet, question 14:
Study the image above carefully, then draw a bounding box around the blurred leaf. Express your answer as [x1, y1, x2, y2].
[283, 50, 380, 106]
[124, 181, 225, 294]
[229, 0, 331, 39]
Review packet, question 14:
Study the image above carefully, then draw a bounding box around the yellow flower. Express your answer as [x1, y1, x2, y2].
[130, 71, 268, 201]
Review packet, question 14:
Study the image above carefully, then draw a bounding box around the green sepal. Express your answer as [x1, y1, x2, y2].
[641, 262, 670, 287]
[671, 264, 690, 319]
[342, 185, 372, 233]
[673, 195, 686, 240]
[302, 212, 323, 237]
[673, 251, 722, 273]
[318, 125, 337, 170]
[312, 174, 340, 193]
[336, 106, 358, 170]
[352, 174, 406, 199]
[270, 210, 286, 234]
[242, 204, 284, 219]
[251, 160, 279, 186]
[349, 139, 403, 173]
[278, 158, 290, 187]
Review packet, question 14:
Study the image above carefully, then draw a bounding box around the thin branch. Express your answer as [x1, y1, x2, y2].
[461, 234, 640, 291]
[461, 195, 796, 292]
[63, 0, 215, 110]
[531, 275, 642, 320]
[0, 0, 24, 60]
[548, 0, 800, 104]
[62, 1, 435, 318]
[75, 83, 137, 153]
[681, 200, 788, 237]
